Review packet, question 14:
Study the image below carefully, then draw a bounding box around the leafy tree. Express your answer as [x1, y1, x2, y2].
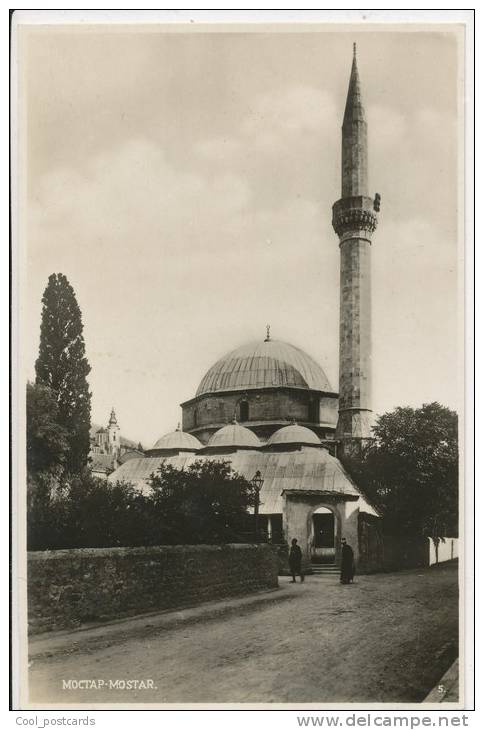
[26, 381, 70, 549]
[344, 402, 458, 540]
[26, 381, 69, 475]
[27, 472, 152, 551]
[63, 477, 153, 549]
[35, 273, 91, 473]
[148, 460, 255, 544]
[27, 471, 70, 551]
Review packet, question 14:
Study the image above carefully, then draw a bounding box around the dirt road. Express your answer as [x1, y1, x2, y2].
[29, 562, 458, 705]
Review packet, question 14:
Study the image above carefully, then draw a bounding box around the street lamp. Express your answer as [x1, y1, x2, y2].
[251, 470, 264, 543]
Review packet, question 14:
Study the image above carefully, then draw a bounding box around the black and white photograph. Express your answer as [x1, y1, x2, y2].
[11, 11, 471, 711]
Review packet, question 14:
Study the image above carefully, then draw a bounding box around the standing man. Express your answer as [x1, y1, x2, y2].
[340, 538, 355, 584]
[289, 538, 304, 583]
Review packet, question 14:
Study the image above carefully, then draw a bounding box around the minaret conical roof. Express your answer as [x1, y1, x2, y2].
[340, 44, 368, 198]
[343, 44, 366, 126]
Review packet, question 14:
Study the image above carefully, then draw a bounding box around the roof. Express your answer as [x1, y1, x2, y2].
[267, 424, 322, 447]
[207, 422, 261, 450]
[152, 430, 202, 452]
[195, 339, 333, 397]
[91, 453, 116, 472]
[108, 448, 378, 517]
[119, 450, 144, 464]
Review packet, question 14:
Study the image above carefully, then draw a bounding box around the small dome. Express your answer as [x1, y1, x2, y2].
[152, 429, 202, 452]
[267, 424, 321, 447]
[207, 422, 261, 450]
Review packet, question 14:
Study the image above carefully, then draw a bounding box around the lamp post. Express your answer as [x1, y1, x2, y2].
[251, 470, 264, 543]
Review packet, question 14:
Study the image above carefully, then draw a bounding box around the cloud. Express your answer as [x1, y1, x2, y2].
[196, 86, 337, 162]
[367, 104, 407, 150]
[27, 135, 340, 443]
[31, 139, 251, 259]
[242, 86, 337, 136]
[372, 217, 459, 416]
[24, 39, 460, 444]
[195, 137, 244, 163]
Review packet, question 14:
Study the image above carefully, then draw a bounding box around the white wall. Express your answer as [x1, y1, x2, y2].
[428, 537, 458, 565]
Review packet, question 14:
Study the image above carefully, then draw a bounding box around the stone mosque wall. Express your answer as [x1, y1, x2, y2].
[182, 388, 338, 444]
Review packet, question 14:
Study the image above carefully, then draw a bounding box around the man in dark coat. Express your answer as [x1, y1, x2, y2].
[340, 538, 355, 584]
[289, 538, 304, 583]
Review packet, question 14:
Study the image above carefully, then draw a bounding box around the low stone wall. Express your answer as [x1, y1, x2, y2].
[28, 544, 279, 635]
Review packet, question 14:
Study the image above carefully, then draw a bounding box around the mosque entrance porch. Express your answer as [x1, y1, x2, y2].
[282, 491, 350, 571]
[310, 507, 336, 564]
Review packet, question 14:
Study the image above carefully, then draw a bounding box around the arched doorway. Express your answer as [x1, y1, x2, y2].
[310, 507, 336, 564]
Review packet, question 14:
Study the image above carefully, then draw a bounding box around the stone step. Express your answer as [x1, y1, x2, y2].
[310, 565, 340, 574]
[310, 568, 340, 573]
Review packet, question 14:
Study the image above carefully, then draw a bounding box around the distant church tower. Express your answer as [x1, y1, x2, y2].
[107, 407, 120, 457]
[332, 46, 380, 455]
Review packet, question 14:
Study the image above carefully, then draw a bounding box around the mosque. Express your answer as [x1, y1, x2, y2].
[109, 47, 383, 573]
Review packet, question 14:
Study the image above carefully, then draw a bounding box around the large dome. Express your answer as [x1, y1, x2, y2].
[196, 339, 333, 397]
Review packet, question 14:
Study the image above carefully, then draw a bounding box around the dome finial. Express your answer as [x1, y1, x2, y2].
[353, 42, 357, 59]
[176, 422, 181, 431]
[264, 324, 271, 342]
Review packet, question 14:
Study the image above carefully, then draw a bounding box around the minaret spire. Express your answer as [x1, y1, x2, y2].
[342, 44, 367, 197]
[332, 47, 380, 457]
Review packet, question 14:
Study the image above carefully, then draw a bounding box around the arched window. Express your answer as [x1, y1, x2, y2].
[239, 400, 249, 422]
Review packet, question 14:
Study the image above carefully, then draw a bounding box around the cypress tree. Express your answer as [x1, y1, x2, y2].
[35, 273, 92, 474]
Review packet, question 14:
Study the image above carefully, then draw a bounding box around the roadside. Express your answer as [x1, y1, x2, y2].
[29, 562, 459, 704]
[29, 583, 298, 661]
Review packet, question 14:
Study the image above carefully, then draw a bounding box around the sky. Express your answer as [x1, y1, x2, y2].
[19, 25, 462, 447]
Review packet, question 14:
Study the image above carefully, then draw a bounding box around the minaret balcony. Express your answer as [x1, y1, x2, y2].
[332, 195, 378, 239]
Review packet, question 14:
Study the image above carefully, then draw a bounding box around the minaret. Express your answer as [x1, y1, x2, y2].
[332, 46, 380, 456]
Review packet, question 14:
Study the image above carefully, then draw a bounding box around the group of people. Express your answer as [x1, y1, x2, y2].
[288, 537, 355, 584]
